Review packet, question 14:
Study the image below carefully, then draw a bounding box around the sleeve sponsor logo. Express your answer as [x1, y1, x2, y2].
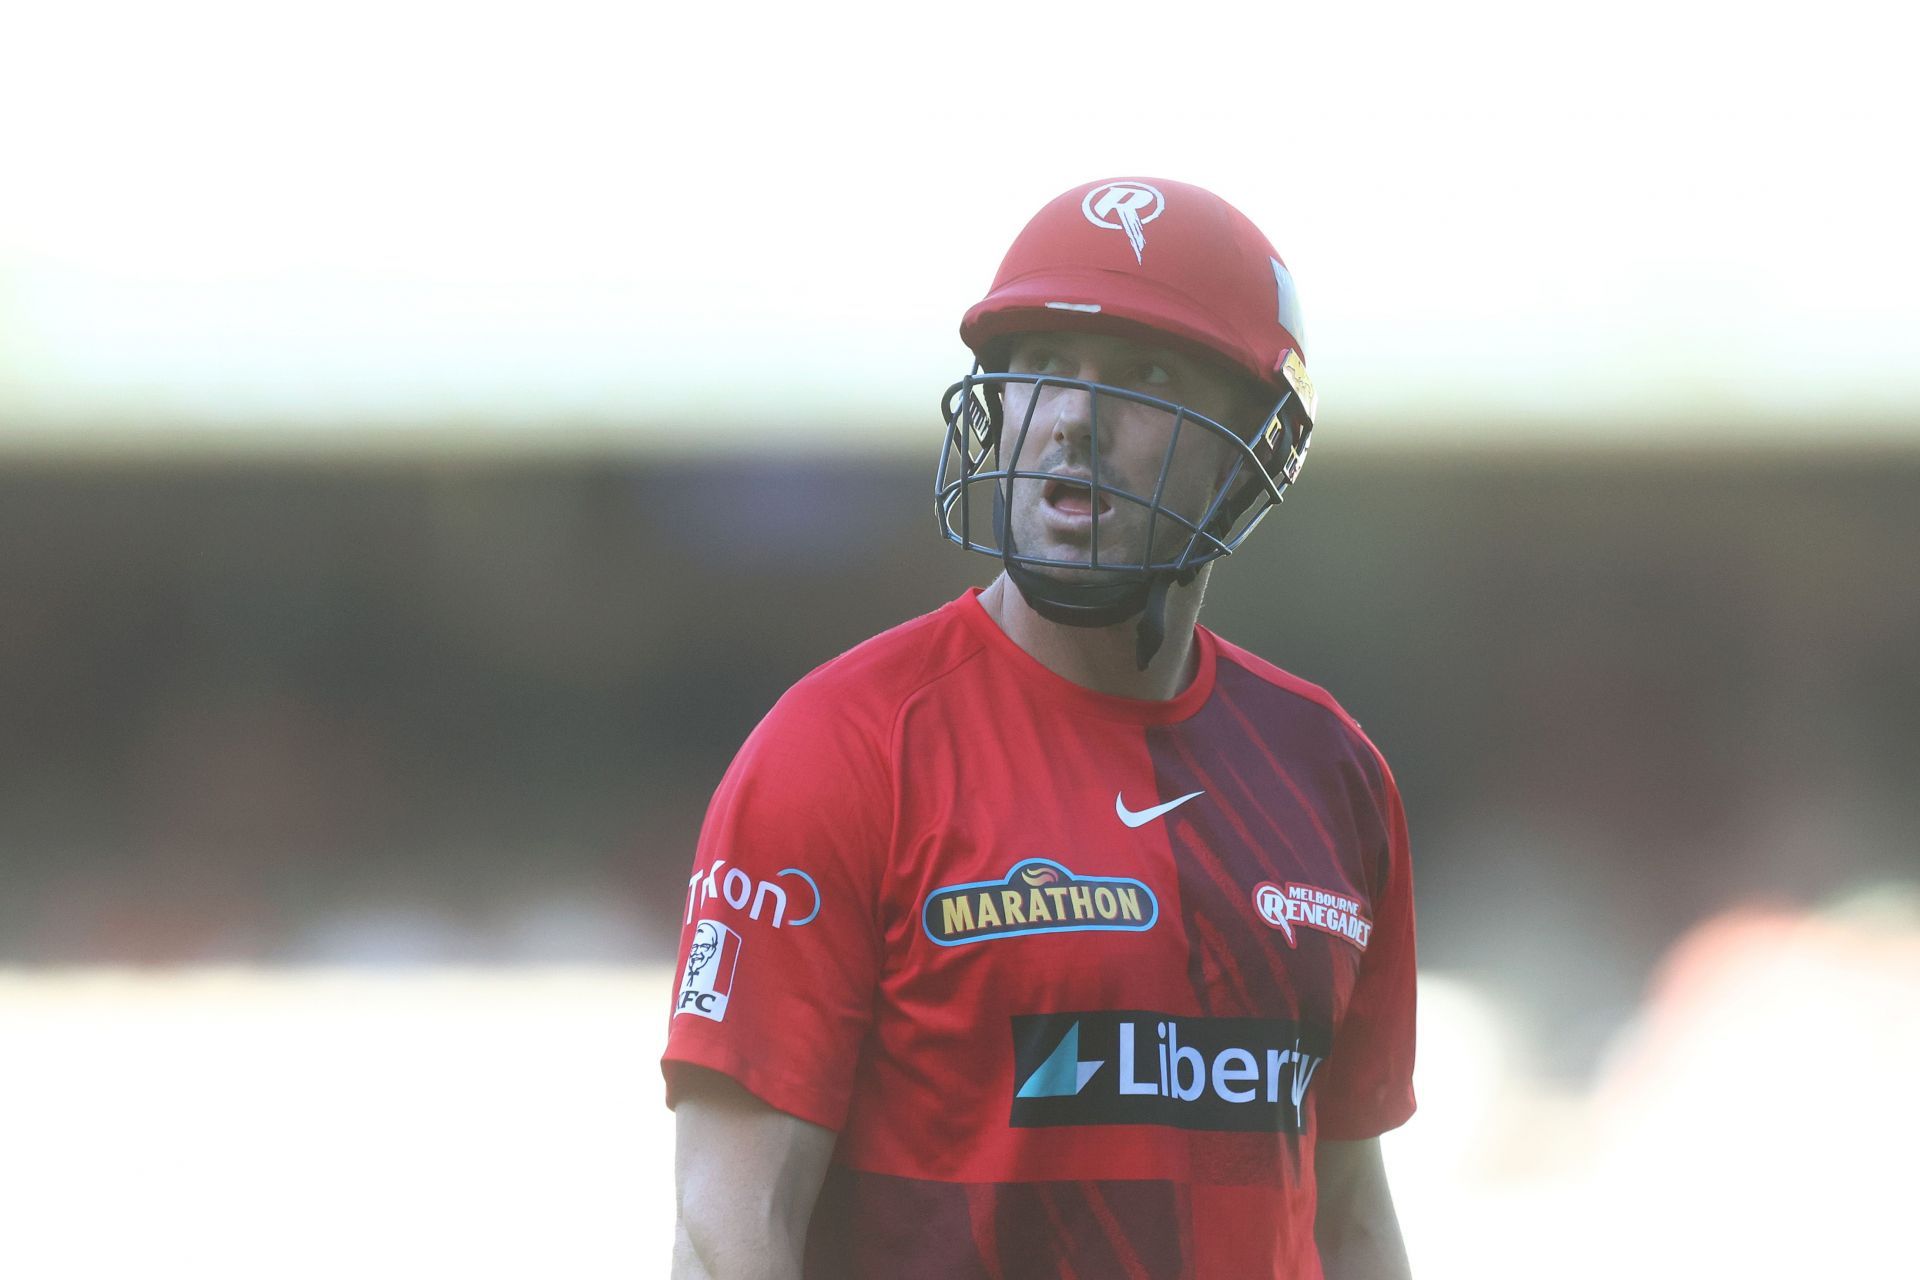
[922, 858, 1158, 947]
[1010, 1010, 1330, 1132]
[683, 860, 821, 929]
[1253, 880, 1372, 951]
[675, 918, 742, 1021]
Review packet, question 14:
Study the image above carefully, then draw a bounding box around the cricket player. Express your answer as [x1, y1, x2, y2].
[664, 177, 1417, 1278]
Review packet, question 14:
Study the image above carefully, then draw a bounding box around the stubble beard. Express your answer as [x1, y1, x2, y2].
[1005, 479, 1154, 584]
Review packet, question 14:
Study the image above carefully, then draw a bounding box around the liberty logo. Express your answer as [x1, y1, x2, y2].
[1081, 180, 1165, 264]
[1016, 1021, 1105, 1098]
[1010, 1011, 1329, 1131]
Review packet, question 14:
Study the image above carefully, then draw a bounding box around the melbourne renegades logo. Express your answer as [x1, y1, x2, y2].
[1253, 881, 1373, 951]
[1081, 180, 1165, 264]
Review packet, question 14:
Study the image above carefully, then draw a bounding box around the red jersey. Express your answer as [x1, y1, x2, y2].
[663, 590, 1416, 1279]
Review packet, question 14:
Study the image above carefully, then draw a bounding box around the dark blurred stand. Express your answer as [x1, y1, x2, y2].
[3, 447, 1914, 1077]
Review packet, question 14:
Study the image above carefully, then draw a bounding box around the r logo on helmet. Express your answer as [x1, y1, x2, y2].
[1081, 180, 1165, 264]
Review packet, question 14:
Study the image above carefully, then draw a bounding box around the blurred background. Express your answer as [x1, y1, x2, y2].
[2, 1, 1915, 1275]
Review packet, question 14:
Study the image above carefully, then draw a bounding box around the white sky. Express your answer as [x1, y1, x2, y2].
[1, 0, 1914, 454]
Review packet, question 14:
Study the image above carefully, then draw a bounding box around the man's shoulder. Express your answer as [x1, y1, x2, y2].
[1205, 629, 1389, 768]
[762, 593, 989, 738]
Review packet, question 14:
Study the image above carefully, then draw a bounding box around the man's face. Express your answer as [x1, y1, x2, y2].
[687, 922, 719, 976]
[997, 331, 1259, 582]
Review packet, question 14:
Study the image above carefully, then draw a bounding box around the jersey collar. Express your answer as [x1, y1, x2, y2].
[958, 587, 1217, 725]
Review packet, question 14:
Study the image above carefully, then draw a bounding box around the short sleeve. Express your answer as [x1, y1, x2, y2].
[1313, 754, 1417, 1140]
[660, 675, 891, 1132]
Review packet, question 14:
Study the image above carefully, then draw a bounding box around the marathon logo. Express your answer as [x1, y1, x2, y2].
[1010, 1011, 1330, 1132]
[1253, 881, 1373, 951]
[922, 858, 1157, 947]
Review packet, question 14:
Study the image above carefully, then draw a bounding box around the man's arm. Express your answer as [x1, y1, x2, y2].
[673, 1066, 837, 1280]
[1314, 1137, 1412, 1280]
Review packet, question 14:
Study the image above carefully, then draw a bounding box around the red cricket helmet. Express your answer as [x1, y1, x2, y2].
[935, 177, 1318, 667]
[960, 177, 1315, 429]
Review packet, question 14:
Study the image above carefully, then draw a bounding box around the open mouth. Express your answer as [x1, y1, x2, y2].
[1043, 476, 1112, 517]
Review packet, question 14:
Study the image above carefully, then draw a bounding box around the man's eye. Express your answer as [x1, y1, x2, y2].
[1136, 362, 1172, 388]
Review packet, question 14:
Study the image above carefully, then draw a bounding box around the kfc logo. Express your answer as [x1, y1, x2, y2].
[676, 919, 743, 1021]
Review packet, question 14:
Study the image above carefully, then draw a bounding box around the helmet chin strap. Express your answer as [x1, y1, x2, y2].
[1002, 558, 1194, 671]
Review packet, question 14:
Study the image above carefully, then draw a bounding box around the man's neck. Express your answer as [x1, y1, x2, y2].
[977, 570, 1208, 701]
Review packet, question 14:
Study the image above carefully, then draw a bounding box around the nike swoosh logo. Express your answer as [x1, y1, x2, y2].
[1115, 789, 1205, 828]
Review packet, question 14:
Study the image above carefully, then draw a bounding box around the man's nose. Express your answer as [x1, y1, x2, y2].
[1042, 372, 1100, 448]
